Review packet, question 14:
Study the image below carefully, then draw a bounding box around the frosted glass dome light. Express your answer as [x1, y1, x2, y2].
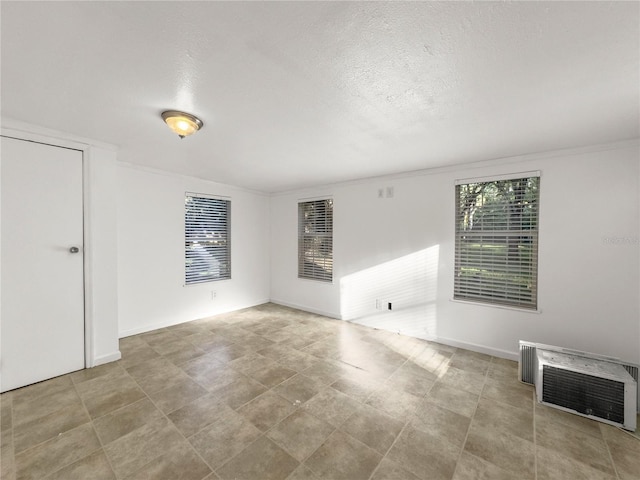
[161, 110, 203, 138]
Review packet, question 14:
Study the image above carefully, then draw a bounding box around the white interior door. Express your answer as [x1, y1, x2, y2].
[1, 136, 85, 392]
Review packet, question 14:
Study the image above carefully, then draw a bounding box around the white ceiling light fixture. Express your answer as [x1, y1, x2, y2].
[161, 110, 204, 139]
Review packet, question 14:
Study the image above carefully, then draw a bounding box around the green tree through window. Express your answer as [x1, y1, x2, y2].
[454, 176, 539, 309]
[298, 199, 333, 282]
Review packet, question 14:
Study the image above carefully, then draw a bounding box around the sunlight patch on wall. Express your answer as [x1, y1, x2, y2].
[339, 246, 440, 339]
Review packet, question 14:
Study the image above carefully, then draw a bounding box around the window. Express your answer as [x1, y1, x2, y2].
[454, 175, 540, 309]
[185, 193, 230, 284]
[298, 198, 333, 282]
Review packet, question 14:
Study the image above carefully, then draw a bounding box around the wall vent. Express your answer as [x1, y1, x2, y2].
[518, 341, 638, 431]
[519, 342, 537, 385]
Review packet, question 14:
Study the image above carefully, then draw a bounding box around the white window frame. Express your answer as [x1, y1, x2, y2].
[185, 192, 231, 285]
[454, 173, 540, 310]
[298, 198, 333, 282]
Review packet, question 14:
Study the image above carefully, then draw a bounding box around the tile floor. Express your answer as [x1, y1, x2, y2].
[1, 303, 639, 480]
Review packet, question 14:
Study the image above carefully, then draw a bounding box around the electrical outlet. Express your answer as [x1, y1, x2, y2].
[386, 186, 394, 198]
[211, 291, 217, 300]
[377, 188, 384, 198]
[375, 299, 381, 310]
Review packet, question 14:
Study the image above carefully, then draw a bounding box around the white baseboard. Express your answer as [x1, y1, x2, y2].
[269, 299, 340, 319]
[120, 323, 170, 338]
[274, 302, 519, 361]
[430, 336, 518, 361]
[118, 299, 518, 362]
[92, 351, 122, 367]
[119, 299, 272, 338]
[343, 319, 519, 361]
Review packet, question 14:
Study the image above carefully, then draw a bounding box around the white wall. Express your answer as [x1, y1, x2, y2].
[85, 146, 120, 365]
[117, 164, 270, 336]
[270, 141, 640, 363]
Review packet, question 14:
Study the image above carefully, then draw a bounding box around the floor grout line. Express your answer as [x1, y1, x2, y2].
[449, 357, 488, 480]
[5, 304, 637, 480]
[124, 346, 215, 480]
[600, 423, 623, 480]
[52, 378, 117, 479]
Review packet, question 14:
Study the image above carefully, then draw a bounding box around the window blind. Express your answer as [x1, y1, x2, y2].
[298, 199, 333, 282]
[454, 176, 539, 309]
[185, 194, 231, 284]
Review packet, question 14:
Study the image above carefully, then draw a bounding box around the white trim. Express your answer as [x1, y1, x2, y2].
[270, 138, 639, 197]
[433, 335, 519, 361]
[118, 299, 271, 338]
[0, 126, 114, 370]
[450, 298, 542, 314]
[295, 277, 335, 286]
[119, 324, 175, 338]
[1, 118, 116, 151]
[93, 351, 122, 366]
[298, 194, 334, 202]
[119, 322, 184, 339]
[117, 161, 269, 197]
[269, 299, 340, 319]
[273, 300, 519, 360]
[455, 170, 541, 186]
[82, 147, 94, 367]
[186, 191, 231, 200]
[183, 278, 233, 288]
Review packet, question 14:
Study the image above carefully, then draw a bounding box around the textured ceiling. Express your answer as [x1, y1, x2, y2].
[2, 1, 638, 192]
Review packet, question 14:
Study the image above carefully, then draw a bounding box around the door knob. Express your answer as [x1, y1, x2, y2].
[69, 246, 80, 254]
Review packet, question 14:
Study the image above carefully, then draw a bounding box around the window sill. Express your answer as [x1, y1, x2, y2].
[450, 298, 541, 314]
[297, 276, 334, 285]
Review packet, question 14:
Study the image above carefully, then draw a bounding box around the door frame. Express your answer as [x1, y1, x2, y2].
[1, 122, 117, 369]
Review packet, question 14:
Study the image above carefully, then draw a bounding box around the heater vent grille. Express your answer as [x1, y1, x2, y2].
[519, 343, 536, 385]
[623, 365, 640, 412]
[518, 341, 638, 430]
[542, 365, 625, 424]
